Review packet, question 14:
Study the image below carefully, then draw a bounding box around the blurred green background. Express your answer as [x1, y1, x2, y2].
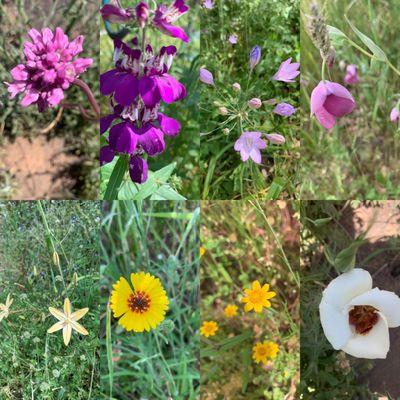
[300, 0, 400, 199]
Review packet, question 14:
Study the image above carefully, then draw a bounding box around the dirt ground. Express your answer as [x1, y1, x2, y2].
[0, 135, 79, 199]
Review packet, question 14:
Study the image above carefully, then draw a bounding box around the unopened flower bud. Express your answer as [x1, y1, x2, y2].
[232, 82, 241, 92]
[52, 251, 60, 266]
[249, 45, 261, 70]
[265, 133, 285, 144]
[219, 106, 228, 115]
[222, 128, 230, 134]
[339, 60, 346, 71]
[136, 2, 149, 28]
[248, 98, 262, 109]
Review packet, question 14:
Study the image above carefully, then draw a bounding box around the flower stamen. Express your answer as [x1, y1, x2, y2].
[128, 291, 151, 313]
[349, 305, 379, 335]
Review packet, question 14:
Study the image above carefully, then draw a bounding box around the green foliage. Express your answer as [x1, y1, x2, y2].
[200, 0, 300, 199]
[0, 201, 101, 399]
[0, 1, 99, 199]
[300, 0, 400, 199]
[201, 200, 300, 399]
[100, 201, 200, 399]
[100, 0, 200, 199]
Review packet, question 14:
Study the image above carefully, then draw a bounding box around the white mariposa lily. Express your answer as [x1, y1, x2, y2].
[319, 268, 400, 359]
[0, 294, 13, 322]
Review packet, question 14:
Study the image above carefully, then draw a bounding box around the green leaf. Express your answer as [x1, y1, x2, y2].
[307, 217, 332, 227]
[334, 238, 366, 273]
[345, 16, 387, 61]
[150, 185, 186, 200]
[266, 179, 284, 199]
[327, 25, 348, 45]
[152, 162, 176, 183]
[103, 155, 128, 201]
[241, 348, 252, 394]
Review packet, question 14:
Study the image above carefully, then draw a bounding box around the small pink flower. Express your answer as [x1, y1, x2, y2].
[232, 82, 241, 92]
[234, 131, 266, 164]
[273, 102, 296, 117]
[248, 98, 262, 109]
[265, 133, 285, 144]
[228, 34, 238, 44]
[100, 4, 133, 24]
[344, 64, 359, 85]
[199, 68, 214, 85]
[390, 107, 400, 122]
[203, 0, 214, 9]
[311, 80, 356, 130]
[273, 57, 300, 83]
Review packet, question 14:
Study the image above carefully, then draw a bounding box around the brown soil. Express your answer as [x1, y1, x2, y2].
[1, 135, 79, 199]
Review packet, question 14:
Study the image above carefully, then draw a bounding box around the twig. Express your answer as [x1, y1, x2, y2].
[73, 78, 100, 119]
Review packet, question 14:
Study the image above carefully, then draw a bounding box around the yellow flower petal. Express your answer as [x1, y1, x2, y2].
[64, 298, 71, 317]
[72, 307, 89, 322]
[63, 324, 72, 346]
[110, 276, 132, 318]
[72, 321, 89, 336]
[47, 321, 64, 334]
[252, 280, 261, 290]
[49, 307, 65, 321]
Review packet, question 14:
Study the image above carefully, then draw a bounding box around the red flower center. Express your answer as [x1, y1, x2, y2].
[128, 291, 151, 313]
[349, 305, 379, 335]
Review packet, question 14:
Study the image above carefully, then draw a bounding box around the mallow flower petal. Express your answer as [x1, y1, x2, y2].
[158, 113, 181, 136]
[319, 299, 352, 349]
[341, 312, 390, 359]
[310, 81, 327, 115]
[321, 268, 372, 311]
[348, 288, 400, 328]
[314, 108, 336, 130]
[114, 75, 139, 106]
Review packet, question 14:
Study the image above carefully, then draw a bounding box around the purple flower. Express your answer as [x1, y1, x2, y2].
[343, 64, 359, 85]
[265, 133, 285, 144]
[228, 34, 238, 44]
[136, 2, 149, 28]
[100, 42, 186, 107]
[5, 27, 92, 112]
[248, 98, 262, 109]
[129, 155, 148, 183]
[273, 102, 296, 116]
[273, 58, 300, 83]
[390, 107, 400, 122]
[234, 131, 267, 164]
[249, 46, 261, 70]
[100, 4, 133, 24]
[203, 0, 214, 9]
[100, 146, 116, 166]
[153, 0, 189, 43]
[311, 80, 356, 130]
[199, 68, 214, 85]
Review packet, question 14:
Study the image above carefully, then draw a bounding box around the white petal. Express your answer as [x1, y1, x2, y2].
[348, 287, 400, 328]
[321, 268, 372, 310]
[341, 312, 390, 359]
[319, 299, 352, 349]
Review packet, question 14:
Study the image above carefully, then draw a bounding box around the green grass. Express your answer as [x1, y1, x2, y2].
[200, 0, 300, 199]
[100, 200, 200, 399]
[0, 201, 101, 399]
[300, 0, 400, 199]
[200, 200, 300, 399]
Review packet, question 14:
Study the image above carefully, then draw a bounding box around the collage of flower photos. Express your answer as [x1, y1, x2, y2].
[1, 0, 400, 399]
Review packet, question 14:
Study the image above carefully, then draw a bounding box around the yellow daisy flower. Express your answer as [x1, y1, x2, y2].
[224, 304, 238, 318]
[199, 247, 206, 258]
[47, 298, 89, 346]
[110, 272, 169, 332]
[0, 294, 13, 322]
[241, 280, 276, 312]
[200, 321, 218, 337]
[252, 341, 279, 364]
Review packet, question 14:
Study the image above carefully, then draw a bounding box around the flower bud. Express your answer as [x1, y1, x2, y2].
[390, 106, 400, 122]
[232, 82, 241, 92]
[249, 45, 261, 70]
[52, 251, 60, 266]
[339, 60, 346, 71]
[136, 2, 149, 28]
[222, 128, 230, 134]
[248, 98, 262, 109]
[265, 133, 285, 145]
[200, 68, 214, 86]
[219, 106, 228, 115]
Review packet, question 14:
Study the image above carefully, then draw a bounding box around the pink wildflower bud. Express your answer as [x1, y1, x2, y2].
[200, 68, 214, 85]
[219, 106, 228, 115]
[232, 82, 241, 92]
[265, 133, 285, 145]
[248, 98, 262, 109]
[390, 107, 400, 122]
[136, 2, 149, 28]
[310, 80, 356, 130]
[343, 64, 359, 85]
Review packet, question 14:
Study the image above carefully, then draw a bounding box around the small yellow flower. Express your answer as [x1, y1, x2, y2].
[252, 341, 279, 364]
[111, 272, 169, 332]
[47, 298, 89, 346]
[0, 294, 13, 322]
[241, 280, 276, 312]
[199, 247, 206, 258]
[224, 304, 238, 318]
[200, 321, 218, 337]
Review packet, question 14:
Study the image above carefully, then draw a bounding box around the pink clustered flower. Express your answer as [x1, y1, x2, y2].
[311, 80, 355, 130]
[343, 64, 359, 85]
[6, 27, 92, 112]
[99, 1, 189, 184]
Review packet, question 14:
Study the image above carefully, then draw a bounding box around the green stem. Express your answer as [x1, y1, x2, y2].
[104, 155, 129, 200]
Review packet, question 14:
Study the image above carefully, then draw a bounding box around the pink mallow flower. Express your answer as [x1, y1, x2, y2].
[234, 131, 267, 164]
[153, 0, 189, 43]
[390, 107, 400, 122]
[344, 64, 359, 85]
[311, 80, 356, 130]
[6, 27, 92, 112]
[273, 57, 300, 83]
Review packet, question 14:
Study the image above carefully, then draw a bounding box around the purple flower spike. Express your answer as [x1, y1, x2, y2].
[311, 80, 356, 130]
[234, 131, 267, 164]
[199, 68, 214, 86]
[249, 46, 261, 70]
[343, 64, 359, 85]
[273, 58, 300, 83]
[153, 0, 190, 43]
[129, 155, 148, 183]
[100, 4, 133, 24]
[6, 27, 92, 112]
[273, 102, 296, 117]
[390, 107, 400, 122]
